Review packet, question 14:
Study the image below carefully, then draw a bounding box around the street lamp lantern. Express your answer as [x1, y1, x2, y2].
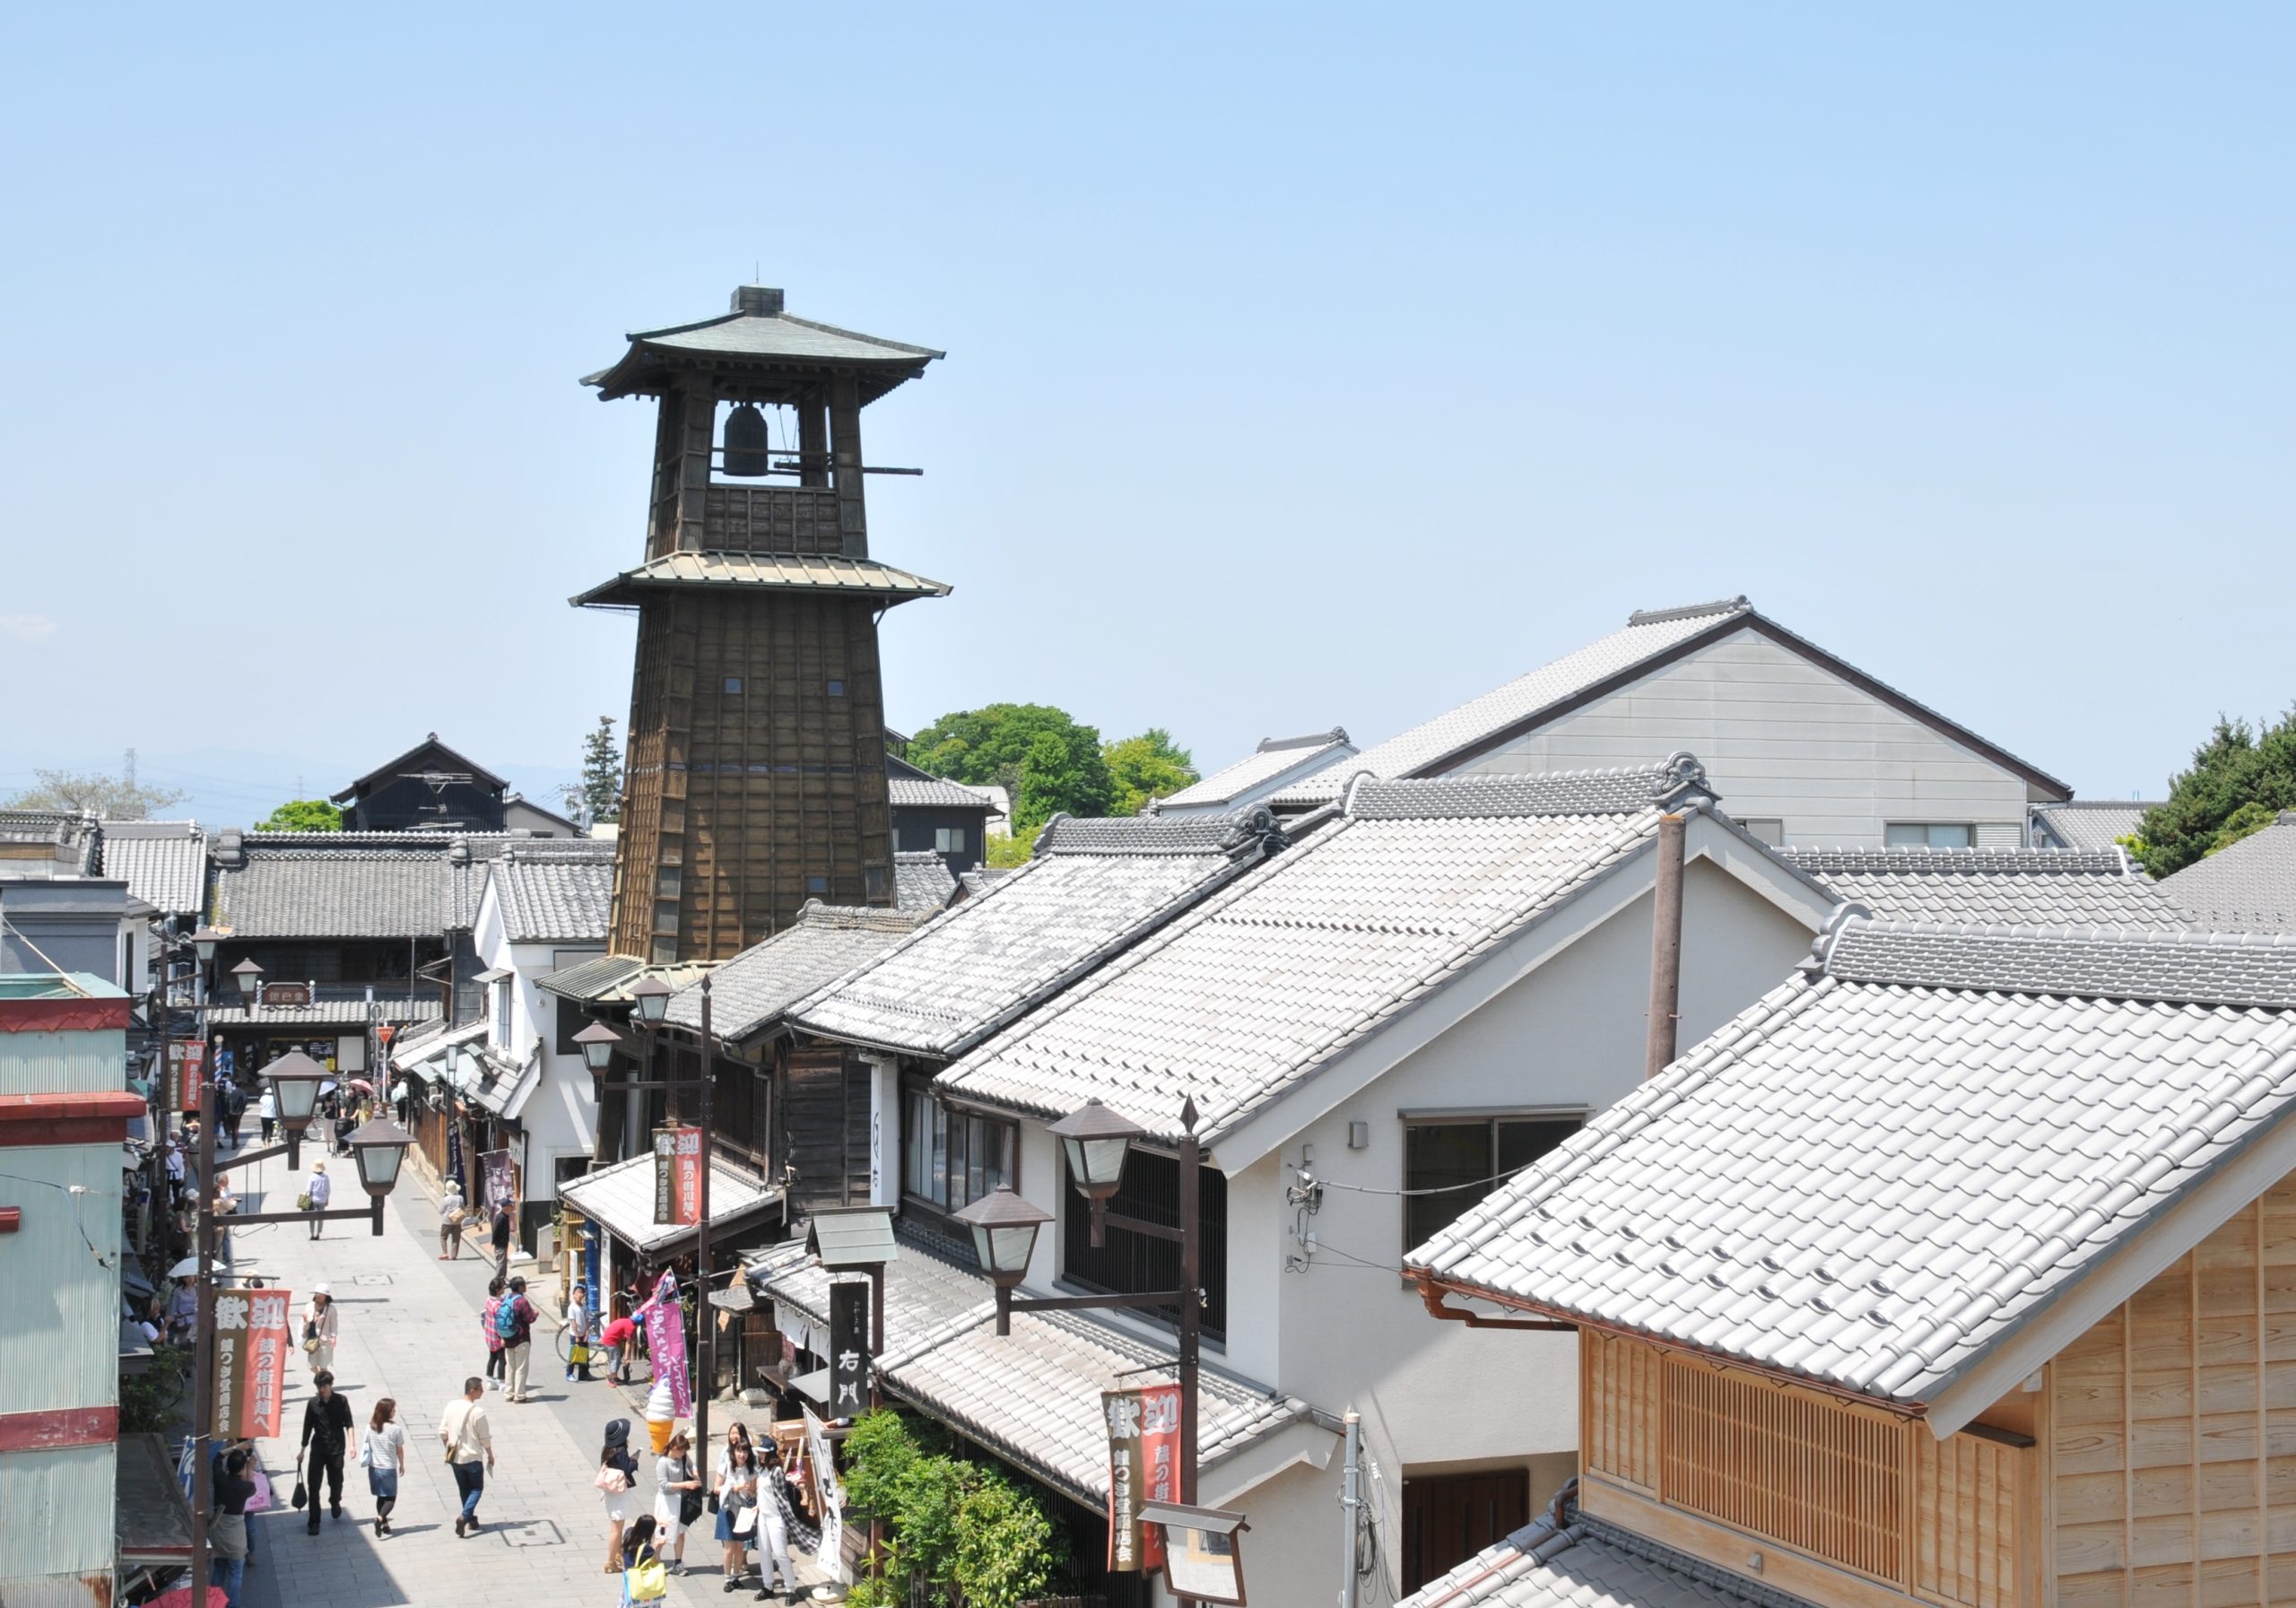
[230, 958, 264, 999]
[192, 926, 225, 965]
[344, 1117, 414, 1197]
[263, 1051, 327, 1130]
[1047, 1098, 1144, 1248]
[1139, 1502, 1250, 1606]
[952, 1186, 1050, 1321]
[630, 973, 673, 1024]
[574, 1020, 624, 1073]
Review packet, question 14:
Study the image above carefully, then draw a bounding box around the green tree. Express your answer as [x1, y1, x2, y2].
[983, 821, 1042, 869]
[839, 1410, 1070, 1608]
[2129, 709, 2296, 876]
[562, 715, 623, 827]
[256, 798, 343, 831]
[4, 766, 185, 821]
[909, 704, 1112, 828]
[1103, 727, 1198, 816]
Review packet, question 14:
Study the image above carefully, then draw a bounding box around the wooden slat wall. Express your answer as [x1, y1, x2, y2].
[2054, 1181, 2296, 1607]
[785, 1041, 872, 1216]
[701, 485, 842, 555]
[1583, 1333, 2031, 1605]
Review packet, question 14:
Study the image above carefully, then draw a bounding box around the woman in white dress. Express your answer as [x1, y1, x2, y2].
[596, 1417, 640, 1575]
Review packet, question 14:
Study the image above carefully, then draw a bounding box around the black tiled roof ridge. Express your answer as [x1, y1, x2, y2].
[2048, 798, 2166, 811]
[1347, 754, 1713, 821]
[1034, 811, 1269, 857]
[1821, 917, 2296, 1008]
[1256, 727, 1349, 752]
[1782, 847, 2136, 877]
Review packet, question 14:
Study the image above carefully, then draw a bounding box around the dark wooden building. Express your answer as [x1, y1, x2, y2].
[331, 734, 511, 832]
[577, 285, 951, 964]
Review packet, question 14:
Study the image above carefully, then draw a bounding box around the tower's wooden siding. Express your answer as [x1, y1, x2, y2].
[2053, 1181, 2296, 1607]
[610, 589, 893, 962]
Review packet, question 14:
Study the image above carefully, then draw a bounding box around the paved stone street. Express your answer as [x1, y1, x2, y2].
[219, 1145, 829, 1608]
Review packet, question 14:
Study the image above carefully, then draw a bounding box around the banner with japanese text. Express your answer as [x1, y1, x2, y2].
[213, 1289, 292, 1439]
[480, 1149, 516, 1210]
[828, 1282, 870, 1418]
[804, 1407, 848, 1583]
[1102, 1383, 1181, 1570]
[168, 1039, 207, 1116]
[645, 1269, 691, 1418]
[673, 1126, 702, 1223]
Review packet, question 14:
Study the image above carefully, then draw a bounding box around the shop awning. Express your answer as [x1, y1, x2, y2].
[391, 1020, 485, 1073]
[559, 1149, 783, 1259]
[207, 997, 443, 1027]
[746, 1231, 987, 1357]
[116, 1431, 194, 1566]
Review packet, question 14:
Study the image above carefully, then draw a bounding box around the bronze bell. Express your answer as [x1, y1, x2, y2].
[722, 404, 770, 478]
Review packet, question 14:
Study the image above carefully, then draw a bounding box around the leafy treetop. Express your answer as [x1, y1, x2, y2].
[2129, 709, 2296, 877]
[1104, 727, 1197, 817]
[563, 715, 623, 828]
[257, 799, 343, 832]
[4, 767, 186, 821]
[908, 704, 1112, 830]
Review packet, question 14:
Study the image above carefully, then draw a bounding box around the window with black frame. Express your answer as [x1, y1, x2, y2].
[1061, 1147, 1227, 1341]
[1403, 1114, 1581, 1253]
[900, 1076, 1017, 1214]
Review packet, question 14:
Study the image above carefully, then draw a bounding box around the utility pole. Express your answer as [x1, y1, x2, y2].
[693, 975, 715, 1466]
[187, 1079, 217, 1608]
[1338, 1411, 1362, 1608]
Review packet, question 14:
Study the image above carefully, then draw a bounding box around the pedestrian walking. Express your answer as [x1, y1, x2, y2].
[298, 1369, 354, 1534]
[654, 1430, 701, 1576]
[564, 1281, 594, 1382]
[489, 1200, 513, 1279]
[497, 1275, 539, 1402]
[716, 1433, 761, 1588]
[439, 1376, 494, 1538]
[257, 1087, 277, 1143]
[482, 1277, 509, 1390]
[301, 1159, 331, 1239]
[208, 1446, 256, 1604]
[596, 1416, 641, 1575]
[301, 1284, 339, 1376]
[222, 1080, 247, 1149]
[360, 1396, 407, 1537]
[753, 1443, 814, 1602]
[164, 1274, 198, 1343]
[623, 1515, 669, 1604]
[439, 1179, 466, 1259]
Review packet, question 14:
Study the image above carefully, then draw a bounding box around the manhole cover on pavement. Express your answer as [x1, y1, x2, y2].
[352, 1273, 395, 1286]
[500, 1519, 563, 1549]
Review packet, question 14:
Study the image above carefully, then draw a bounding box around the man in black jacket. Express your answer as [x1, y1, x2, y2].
[299, 1369, 355, 1533]
[490, 1202, 513, 1279]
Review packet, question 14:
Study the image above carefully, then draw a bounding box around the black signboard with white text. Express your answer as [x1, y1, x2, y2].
[829, 1281, 871, 1418]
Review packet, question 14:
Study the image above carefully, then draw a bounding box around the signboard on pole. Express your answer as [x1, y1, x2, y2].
[167, 1039, 207, 1115]
[258, 981, 313, 1007]
[645, 1269, 692, 1419]
[213, 1289, 292, 1439]
[828, 1281, 870, 1418]
[674, 1126, 702, 1224]
[480, 1149, 517, 1210]
[804, 1407, 848, 1583]
[654, 1127, 675, 1223]
[1102, 1383, 1182, 1571]
[654, 1126, 703, 1224]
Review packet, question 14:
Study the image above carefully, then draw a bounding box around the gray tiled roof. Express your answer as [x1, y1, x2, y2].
[572, 552, 952, 610]
[1154, 728, 1352, 811]
[2032, 800, 2160, 851]
[1274, 602, 1751, 804]
[586, 291, 944, 405]
[894, 852, 958, 911]
[2161, 818, 2296, 933]
[888, 776, 993, 810]
[956, 868, 1010, 900]
[877, 1306, 1313, 1507]
[211, 848, 454, 940]
[1779, 846, 2188, 929]
[745, 1233, 987, 1353]
[664, 904, 932, 1042]
[491, 842, 617, 943]
[558, 1148, 782, 1256]
[787, 813, 1286, 1059]
[0, 810, 100, 875]
[1399, 1508, 1812, 1608]
[204, 996, 442, 1027]
[1412, 917, 2296, 1407]
[98, 821, 208, 914]
[534, 953, 644, 1004]
[941, 765, 1716, 1145]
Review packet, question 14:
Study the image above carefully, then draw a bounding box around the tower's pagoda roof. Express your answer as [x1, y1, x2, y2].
[583, 285, 944, 404]
[570, 550, 952, 611]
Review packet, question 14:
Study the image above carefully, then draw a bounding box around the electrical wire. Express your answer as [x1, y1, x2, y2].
[0, 1172, 118, 1265]
[1292, 1158, 1544, 1197]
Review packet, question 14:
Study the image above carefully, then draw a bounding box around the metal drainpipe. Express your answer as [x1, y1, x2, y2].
[1643, 813, 1687, 1079]
[1338, 1410, 1361, 1608]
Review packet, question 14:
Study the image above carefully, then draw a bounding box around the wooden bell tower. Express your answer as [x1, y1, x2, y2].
[576, 285, 949, 964]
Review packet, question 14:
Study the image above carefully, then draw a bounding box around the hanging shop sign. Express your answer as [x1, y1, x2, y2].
[828, 1281, 870, 1418]
[167, 1039, 207, 1115]
[1102, 1383, 1183, 1571]
[652, 1125, 703, 1225]
[213, 1288, 293, 1439]
[480, 1148, 517, 1210]
[645, 1268, 691, 1419]
[804, 1406, 848, 1583]
[258, 982, 312, 1007]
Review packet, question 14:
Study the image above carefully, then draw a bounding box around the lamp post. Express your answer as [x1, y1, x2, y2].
[185, 1068, 412, 1607]
[955, 1093, 1211, 1595]
[230, 958, 263, 1005]
[622, 972, 717, 1465]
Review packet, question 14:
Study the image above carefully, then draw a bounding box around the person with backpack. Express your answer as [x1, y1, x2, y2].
[496, 1275, 540, 1403]
[482, 1278, 509, 1390]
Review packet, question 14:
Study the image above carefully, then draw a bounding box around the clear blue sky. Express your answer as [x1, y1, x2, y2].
[3, 6, 2288, 826]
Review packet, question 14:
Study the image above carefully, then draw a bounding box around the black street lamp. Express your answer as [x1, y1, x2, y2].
[574, 1019, 625, 1073]
[230, 958, 264, 1002]
[953, 1092, 1213, 1598]
[630, 973, 673, 1024]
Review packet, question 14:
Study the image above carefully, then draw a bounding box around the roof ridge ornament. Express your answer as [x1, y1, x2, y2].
[1626, 595, 1751, 627]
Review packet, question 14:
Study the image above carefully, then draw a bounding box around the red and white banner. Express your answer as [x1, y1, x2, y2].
[672, 1125, 703, 1225]
[213, 1289, 292, 1439]
[168, 1039, 207, 1116]
[1102, 1383, 1181, 1571]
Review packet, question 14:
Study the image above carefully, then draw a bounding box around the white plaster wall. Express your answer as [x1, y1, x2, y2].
[1455, 628, 2041, 846]
[511, 939, 599, 1197]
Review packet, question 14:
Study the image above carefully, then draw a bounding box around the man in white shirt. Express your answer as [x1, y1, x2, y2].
[439, 1377, 495, 1537]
